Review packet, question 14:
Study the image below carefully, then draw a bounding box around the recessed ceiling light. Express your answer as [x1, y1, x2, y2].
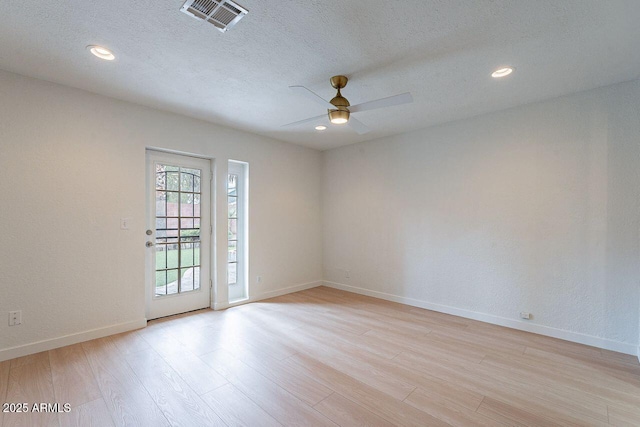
[491, 66, 514, 78]
[88, 45, 115, 61]
[315, 125, 327, 131]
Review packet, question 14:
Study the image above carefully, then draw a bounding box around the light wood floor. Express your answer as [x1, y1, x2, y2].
[2, 286, 640, 427]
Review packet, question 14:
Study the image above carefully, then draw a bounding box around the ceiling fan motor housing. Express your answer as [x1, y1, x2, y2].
[330, 75, 348, 89]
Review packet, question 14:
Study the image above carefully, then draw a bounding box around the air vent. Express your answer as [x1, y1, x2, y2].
[180, 0, 248, 32]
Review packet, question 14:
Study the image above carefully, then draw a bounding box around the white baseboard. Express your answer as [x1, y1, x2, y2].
[323, 281, 638, 356]
[0, 318, 147, 362]
[213, 280, 323, 310]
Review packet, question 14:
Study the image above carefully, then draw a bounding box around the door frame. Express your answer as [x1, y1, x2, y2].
[145, 148, 215, 319]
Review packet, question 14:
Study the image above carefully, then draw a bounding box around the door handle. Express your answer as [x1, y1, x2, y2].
[146, 241, 154, 247]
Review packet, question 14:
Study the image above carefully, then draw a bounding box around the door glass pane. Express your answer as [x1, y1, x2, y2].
[180, 171, 194, 192]
[180, 193, 194, 217]
[155, 271, 167, 296]
[180, 242, 195, 268]
[228, 174, 237, 196]
[166, 244, 179, 269]
[156, 218, 166, 230]
[228, 219, 237, 240]
[228, 241, 237, 262]
[194, 175, 201, 193]
[181, 268, 195, 291]
[167, 218, 179, 230]
[194, 196, 201, 219]
[193, 241, 200, 266]
[167, 269, 179, 295]
[156, 171, 166, 190]
[156, 191, 166, 216]
[166, 172, 179, 191]
[154, 163, 203, 297]
[156, 244, 167, 270]
[228, 263, 237, 285]
[228, 197, 237, 218]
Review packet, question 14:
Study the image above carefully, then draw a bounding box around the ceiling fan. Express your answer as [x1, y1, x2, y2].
[283, 75, 413, 135]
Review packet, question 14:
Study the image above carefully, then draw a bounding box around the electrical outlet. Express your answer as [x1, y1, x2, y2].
[9, 310, 22, 326]
[520, 312, 531, 320]
[256, 276, 262, 283]
[345, 270, 350, 279]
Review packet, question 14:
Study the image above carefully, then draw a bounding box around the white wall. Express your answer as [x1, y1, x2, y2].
[323, 80, 640, 355]
[0, 70, 322, 360]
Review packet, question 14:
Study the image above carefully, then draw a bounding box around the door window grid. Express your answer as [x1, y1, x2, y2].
[155, 164, 202, 296]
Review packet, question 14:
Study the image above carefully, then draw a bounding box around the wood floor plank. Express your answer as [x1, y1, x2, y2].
[158, 349, 227, 396]
[314, 392, 396, 427]
[404, 387, 504, 426]
[524, 346, 640, 385]
[600, 349, 640, 366]
[608, 404, 640, 427]
[285, 290, 432, 337]
[268, 295, 372, 336]
[82, 337, 170, 427]
[365, 328, 486, 364]
[137, 323, 228, 395]
[481, 353, 640, 409]
[3, 356, 57, 427]
[200, 383, 282, 427]
[477, 396, 563, 427]
[282, 325, 417, 401]
[136, 322, 187, 356]
[125, 350, 226, 427]
[429, 327, 527, 357]
[109, 331, 150, 356]
[9, 351, 49, 370]
[236, 349, 334, 406]
[393, 350, 609, 426]
[475, 356, 609, 420]
[272, 312, 400, 360]
[241, 299, 401, 361]
[284, 352, 449, 427]
[167, 325, 226, 356]
[400, 372, 485, 412]
[199, 349, 337, 426]
[307, 287, 468, 330]
[49, 343, 102, 407]
[280, 325, 489, 415]
[58, 398, 115, 427]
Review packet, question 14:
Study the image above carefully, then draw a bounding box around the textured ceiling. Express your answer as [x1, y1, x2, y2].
[0, 1, 639, 150]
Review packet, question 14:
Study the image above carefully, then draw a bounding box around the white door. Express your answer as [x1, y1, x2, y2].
[145, 150, 211, 319]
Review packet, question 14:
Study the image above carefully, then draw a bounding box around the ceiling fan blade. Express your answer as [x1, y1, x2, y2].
[347, 116, 371, 135]
[281, 114, 327, 128]
[289, 85, 335, 109]
[349, 92, 413, 113]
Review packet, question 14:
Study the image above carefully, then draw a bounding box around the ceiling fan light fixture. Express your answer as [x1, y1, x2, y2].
[328, 109, 349, 124]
